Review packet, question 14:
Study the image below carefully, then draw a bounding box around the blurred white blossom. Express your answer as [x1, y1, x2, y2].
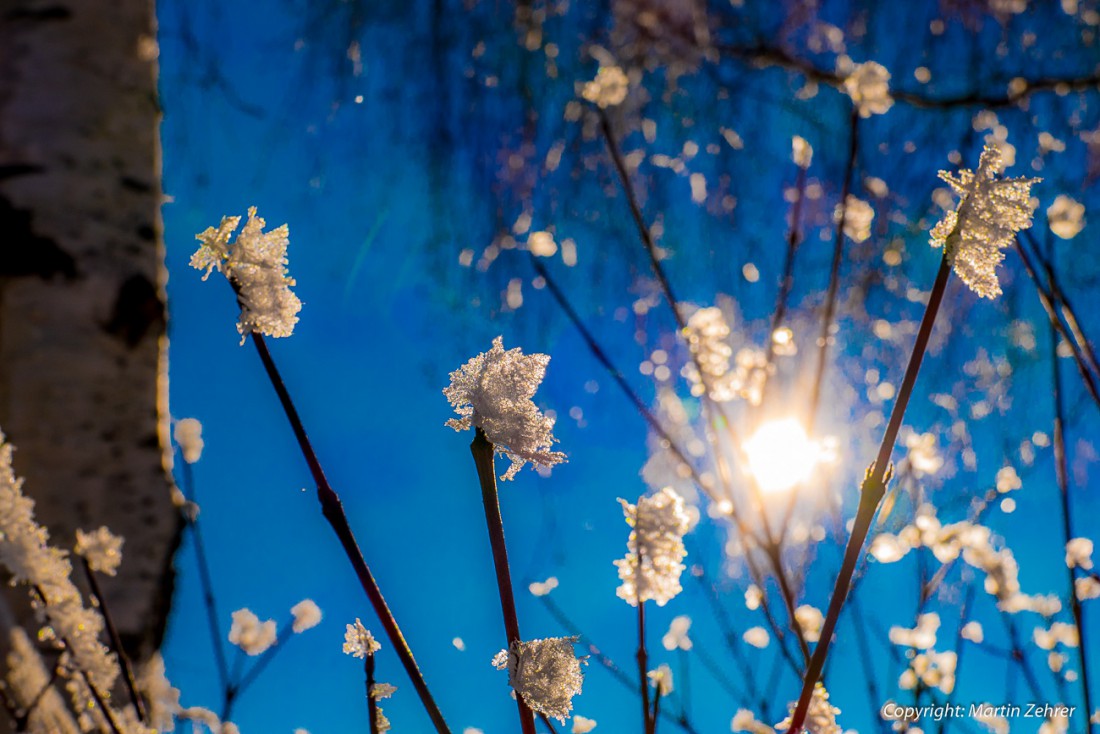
[228, 609, 277, 656]
[492, 636, 586, 722]
[839, 195, 874, 243]
[889, 613, 940, 649]
[1066, 538, 1094, 570]
[192, 207, 302, 341]
[614, 488, 693, 606]
[445, 337, 566, 480]
[792, 136, 813, 168]
[572, 715, 598, 733]
[662, 615, 693, 651]
[840, 60, 893, 117]
[795, 605, 824, 643]
[733, 709, 777, 734]
[581, 66, 629, 108]
[1047, 195, 1085, 239]
[743, 627, 770, 649]
[529, 577, 559, 596]
[174, 418, 205, 464]
[290, 599, 322, 633]
[930, 143, 1040, 299]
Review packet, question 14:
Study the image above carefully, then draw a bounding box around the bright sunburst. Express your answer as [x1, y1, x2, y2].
[743, 417, 821, 494]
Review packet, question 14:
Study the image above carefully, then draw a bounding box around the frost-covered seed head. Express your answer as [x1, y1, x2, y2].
[343, 618, 380, 658]
[290, 599, 322, 633]
[74, 527, 123, 577]
[840, 60, 893, 117]
[192, 207, 302, 341]
[174, 418, 205, 464]
[492, 636, 586, 722]
[581, 66, 629, 108]
[444, 336, 566, 480]
[930, 143, 1040, 299]
[228, 609, 277, 656]
[614, 487, 693, 606]
[662, 615, 692, 651]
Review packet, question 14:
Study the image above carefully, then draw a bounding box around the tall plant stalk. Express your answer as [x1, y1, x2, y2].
[787, 254, 952, 733]
[249, 333, 451, 734]
[366, 649, 380, 734]
[470, 428, 537, 734]
[1049, 275, 1095, 732]
[637, 598, 652, 734]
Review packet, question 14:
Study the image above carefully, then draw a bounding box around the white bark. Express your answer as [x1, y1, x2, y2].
[0, 0, 176, 660]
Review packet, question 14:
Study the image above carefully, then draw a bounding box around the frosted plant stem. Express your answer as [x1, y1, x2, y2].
[249, 333, 451, 734]
[80, 557, 147, 723]
[469, 428, 537, 734]
[637, 599, 652, 734]
[787, 254, 951, 734]
[1050, 293, 1095, 733]
[179, 460, 232, 695]
[366, 651, 379, 734]
[651, 677, 662, 734]
[79, 668, 124, 734]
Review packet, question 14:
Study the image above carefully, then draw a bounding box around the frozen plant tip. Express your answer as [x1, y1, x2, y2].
[614, 487, 694, 606]
[839, 60, 893, 117]
[581, 65, 629, 108]
[74, 526, 123, 577]
[492, 636, 586, 723]
[192, 207, 302, 341]
[444, 336, 566, 480]
[930, 142, 1040, 298]
[343, 619, 381, 658]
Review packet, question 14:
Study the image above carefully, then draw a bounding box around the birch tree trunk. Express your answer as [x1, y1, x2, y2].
[0, 0, 177, 666]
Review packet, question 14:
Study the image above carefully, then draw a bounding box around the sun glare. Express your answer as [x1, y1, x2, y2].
[743, 417, 820, 494]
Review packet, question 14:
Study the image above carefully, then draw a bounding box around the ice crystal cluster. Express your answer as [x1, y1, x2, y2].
[581, 65, 629, 108]
[614, 487, 693, 606]
[343, 618, 381, 658]
[0, 431, 151, 731]
[777, 683, 842, 734]
[444, 336, 567, 479]
[683, 307, 768, 404]
[370, 682, 396, 733]
[840, 60, 893, 117]
[192, 207, 302, 341]
[930, 143, 1040, 298]
[74, 526, 124, 576]
[492, 636, 586, 722]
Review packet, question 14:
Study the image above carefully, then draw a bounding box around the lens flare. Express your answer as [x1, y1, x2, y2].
[743, 418, 820, 494]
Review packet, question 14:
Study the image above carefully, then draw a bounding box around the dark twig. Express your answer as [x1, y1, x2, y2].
[1048, 264, 1095, 732]
[80, 557, 147, 723]
[470, 429, 537, 734]
[366, 650, 379, 734]
[250, 333, 450, 733]
[788, 254, 952, 733]
[178, 459, 232, 695]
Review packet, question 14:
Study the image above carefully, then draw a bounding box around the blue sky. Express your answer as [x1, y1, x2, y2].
[156, 1, 1100, 732]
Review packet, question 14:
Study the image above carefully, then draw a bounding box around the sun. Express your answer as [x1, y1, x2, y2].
[743, 417, 820, 494]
